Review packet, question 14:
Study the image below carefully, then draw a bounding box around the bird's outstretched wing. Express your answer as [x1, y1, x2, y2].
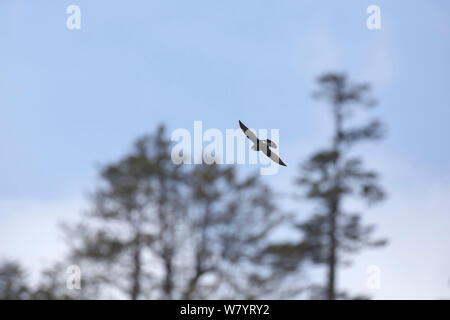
[239, 120, 258, 144]
[260, 145, 287, 167]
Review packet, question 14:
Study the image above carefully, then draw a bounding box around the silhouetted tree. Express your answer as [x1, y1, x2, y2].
[62, 125, 285, 299]
[62, 126, 184, 299]
[296, 72, 387, 299]
[181, 164, 286, 299]
[0, 260, 30, 299]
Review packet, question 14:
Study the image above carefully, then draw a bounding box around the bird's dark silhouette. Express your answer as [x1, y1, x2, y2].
[239, 120, 287, 167]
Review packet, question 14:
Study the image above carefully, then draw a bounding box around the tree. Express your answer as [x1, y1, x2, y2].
[296, 73, 387, 299]
[62, 125, 184, 299]
[181, 164, 286, 299]
[62, 124, 285, 299]
[0, 260, 30, 300]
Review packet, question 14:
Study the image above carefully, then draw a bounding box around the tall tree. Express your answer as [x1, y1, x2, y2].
[297, 73, 387, 299]
[62, 125, 285, 299]
[63, 125, 185, 299]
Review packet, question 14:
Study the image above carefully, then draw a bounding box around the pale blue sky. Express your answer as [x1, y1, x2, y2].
[1, 1, 450, 299]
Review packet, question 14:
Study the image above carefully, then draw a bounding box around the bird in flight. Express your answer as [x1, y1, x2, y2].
[239, 120, 287, 167]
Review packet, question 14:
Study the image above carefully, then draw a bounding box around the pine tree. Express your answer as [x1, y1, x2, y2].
[297, 73, 387, 299]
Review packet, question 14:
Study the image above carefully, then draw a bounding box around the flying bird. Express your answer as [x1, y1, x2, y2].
[239, 120, 287, 167]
